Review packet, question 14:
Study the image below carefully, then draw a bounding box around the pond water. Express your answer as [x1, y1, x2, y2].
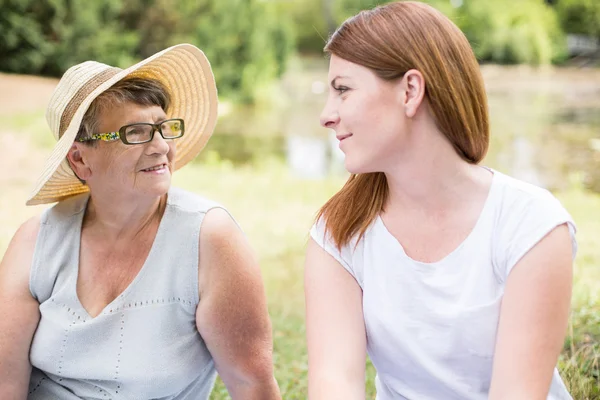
[197, 58, 600, 192]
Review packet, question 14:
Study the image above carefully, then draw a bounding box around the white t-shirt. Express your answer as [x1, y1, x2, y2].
[310, 169, 577, 400]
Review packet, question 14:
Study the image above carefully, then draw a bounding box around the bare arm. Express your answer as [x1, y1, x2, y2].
[305, 238, 367, 400]
[489, 224, 573, 400]
[196, 208, 280, 400]
[0, 217, 42, 399]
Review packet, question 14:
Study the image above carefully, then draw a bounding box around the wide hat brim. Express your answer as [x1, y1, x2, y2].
[27, 43, 218, 205]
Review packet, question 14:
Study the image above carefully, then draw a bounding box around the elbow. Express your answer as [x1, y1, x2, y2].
[219, 356, 280, 399]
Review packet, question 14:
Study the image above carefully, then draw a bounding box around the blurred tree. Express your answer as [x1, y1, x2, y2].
[120, 0, 184, 59]
[0, 0, 587, 97]
[555, 0, 600, 39]
[333, 0, 379, 22]
[0, 0, 138, 75]
[110, 0, 296, 102]
[190, 0, 294, 102]
[0, 0, 53, 73]
[47, 0, 139, 74]
[277, 0, 329, 54]
[0, 0, 293, 103]
[458, 0, 566, 64]
[282, 0, 458, 54]
[283, 0, 567, 65]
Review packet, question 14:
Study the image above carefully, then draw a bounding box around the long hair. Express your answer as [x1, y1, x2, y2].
[317, 1, 489, 250]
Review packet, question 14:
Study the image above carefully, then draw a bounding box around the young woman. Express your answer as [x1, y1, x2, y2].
[305, 2, 576, 399]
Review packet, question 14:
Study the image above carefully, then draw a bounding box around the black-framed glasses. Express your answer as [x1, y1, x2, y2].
[77, 118, 185, 145]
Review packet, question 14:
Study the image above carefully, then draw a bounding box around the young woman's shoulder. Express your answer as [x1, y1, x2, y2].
[490, 170, 576, 281]
[309, 216, 372, 288]
[491, 170, 572, 227]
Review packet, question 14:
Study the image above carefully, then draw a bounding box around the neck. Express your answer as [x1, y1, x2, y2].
[383, 124, 490, 213]
[83, 190, 167, 240]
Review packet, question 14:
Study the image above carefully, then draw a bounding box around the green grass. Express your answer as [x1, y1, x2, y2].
[173, 162, 600, 400]
[1, 110, 598, 399]
[173, 162, 380, 399]
[0, 110, 54, 149]
[555, 189, 600, 399]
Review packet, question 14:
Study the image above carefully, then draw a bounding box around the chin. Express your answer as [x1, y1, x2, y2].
[153, 182, 172, 196]
[140, 180, 171, 198]
[344, 156, 376, 175]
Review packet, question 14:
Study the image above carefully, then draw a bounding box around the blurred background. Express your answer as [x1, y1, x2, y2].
[0, 0, 599, 398]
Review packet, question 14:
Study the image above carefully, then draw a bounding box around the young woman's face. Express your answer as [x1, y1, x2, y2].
[320, 55, 408, 174]
[81, 102, 177, 199]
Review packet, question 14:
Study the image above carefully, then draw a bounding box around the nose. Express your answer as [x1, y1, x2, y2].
[320, 98, 340, 129]
[145, 128, 170, 155]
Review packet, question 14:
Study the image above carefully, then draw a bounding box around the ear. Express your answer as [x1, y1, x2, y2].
[401, 69, 426, 118]
[66, 143, 92, 181]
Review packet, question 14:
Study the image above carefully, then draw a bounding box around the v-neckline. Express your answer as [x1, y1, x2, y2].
[376, 168, 498, 267]
[70, 194, 170, 320]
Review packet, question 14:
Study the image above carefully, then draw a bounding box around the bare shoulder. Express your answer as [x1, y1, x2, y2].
[513, 223, 572, 276]
[1, 215, 42, 296]
[195, 208, 277, 396]
[14, 215, 41, 242]
[198, 207, 256, 291]
[0, 216, 42, 394]
[2, 215, 42, 264]
[200, 207, 241, 244]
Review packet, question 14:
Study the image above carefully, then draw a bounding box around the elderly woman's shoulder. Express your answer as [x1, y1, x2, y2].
[12, 215, 43, 248]
[1, 215, 42, 279]
[168, 188, 243, 251]
[168, 187, 226, 215]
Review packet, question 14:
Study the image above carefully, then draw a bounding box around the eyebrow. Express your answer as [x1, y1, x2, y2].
[124, 115, 168, 125]
[330, 76, 350, 87]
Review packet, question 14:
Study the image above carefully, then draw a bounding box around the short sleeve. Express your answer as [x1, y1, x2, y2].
[309, 217, 362, 287]
[495, 189, 577, 280]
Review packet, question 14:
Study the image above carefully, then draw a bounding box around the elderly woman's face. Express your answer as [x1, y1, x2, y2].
[83, 101, 176, 199]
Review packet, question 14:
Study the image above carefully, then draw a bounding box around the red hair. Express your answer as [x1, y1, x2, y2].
[318, 1, 489, 249]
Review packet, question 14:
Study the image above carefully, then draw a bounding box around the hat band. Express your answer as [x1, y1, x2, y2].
[58, 67, 122, 138]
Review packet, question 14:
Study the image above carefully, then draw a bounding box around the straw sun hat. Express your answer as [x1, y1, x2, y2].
[26, 43, 218, 206]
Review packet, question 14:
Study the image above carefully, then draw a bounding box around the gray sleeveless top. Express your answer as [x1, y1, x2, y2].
[27, 187, 220, 400]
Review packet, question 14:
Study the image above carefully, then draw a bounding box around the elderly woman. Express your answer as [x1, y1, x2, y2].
[0, 44, 280, 399]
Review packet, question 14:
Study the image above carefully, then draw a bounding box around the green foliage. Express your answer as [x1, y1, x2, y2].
[0, 0, 52, 72]
[0, 0, 598, 101]
[276, 0, 329, 54]
[191, 0, 294, 103]
[556, 0, 600, 38]
[0, 0, 138, 75]
[333, 0, 381, 23]
[0, 0, 293, 103]
[458, 0, 567, 65]
[277, 0, 391, 54]
[120, 0, 294, 102]
[285, 0, 568, 65]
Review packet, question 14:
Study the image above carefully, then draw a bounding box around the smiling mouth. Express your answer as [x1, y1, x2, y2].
[337, 134, 353, 141]
[141, 163, 168, 172]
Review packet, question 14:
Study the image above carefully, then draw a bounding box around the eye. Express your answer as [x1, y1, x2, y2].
[333, 86, 350, 94]
[127, 128, 142, 136]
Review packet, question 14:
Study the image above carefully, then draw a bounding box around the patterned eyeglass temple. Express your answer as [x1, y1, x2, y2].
[77, 132, 121, 142]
